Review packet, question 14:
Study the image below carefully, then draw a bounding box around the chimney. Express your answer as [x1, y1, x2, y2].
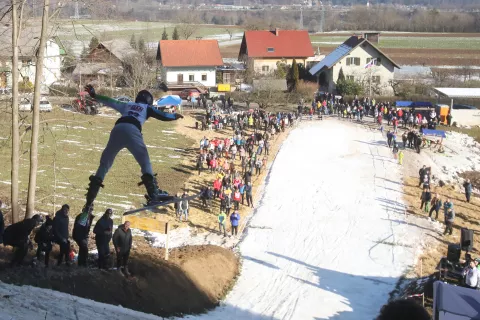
[275, 28, 280, 36]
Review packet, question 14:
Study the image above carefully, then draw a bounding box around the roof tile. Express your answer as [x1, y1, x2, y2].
[158, 40, 223, 67]
[243, 30, 314, 58]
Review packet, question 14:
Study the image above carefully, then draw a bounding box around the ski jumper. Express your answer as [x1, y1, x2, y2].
[93, 95, 176, 179]
[83, 90, 180, 209]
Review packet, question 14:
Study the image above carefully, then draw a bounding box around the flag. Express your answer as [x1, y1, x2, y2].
[364, 58, 376, 69]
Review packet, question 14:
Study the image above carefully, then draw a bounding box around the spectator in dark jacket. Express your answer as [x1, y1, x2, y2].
[0, 200, 4, 244]
[113, 221, 132, 276]
[93, 208, 113, 269]
[463, 179, 473, 203]
[72, 206, 95, 267]
[444, 208, 455, 236]
[230, 211, 240, 236]
[245, 182, 254, 208]
[53, 204, 71, 266]
[429, 194, 442, 221]
[34, 216, 54, 267]
[3, 214, 43, 266]
[418, 165, 427, 187]
[420, 187, 432, 212]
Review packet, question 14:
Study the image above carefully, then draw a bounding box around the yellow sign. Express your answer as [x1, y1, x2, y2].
[122, 215, 168, 234]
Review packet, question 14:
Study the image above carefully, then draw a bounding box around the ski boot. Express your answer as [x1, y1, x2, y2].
[139, 173, 175, 205]
[85, 175, 104, 208]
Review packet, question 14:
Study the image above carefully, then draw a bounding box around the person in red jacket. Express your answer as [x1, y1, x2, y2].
[213, 178, 222, 199]
[233, 187, 241, 210]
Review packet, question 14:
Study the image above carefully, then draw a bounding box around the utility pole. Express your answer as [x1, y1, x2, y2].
[319, 2, 325, 33]
[299, 8, 304, 30]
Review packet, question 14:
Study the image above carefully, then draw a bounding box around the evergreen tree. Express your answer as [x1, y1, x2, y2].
[88, 36, 99, 52]
[161, 27, 169, 40]
[172, 27, 179, 40]
[291, 59, 299, 91]
[130, 34, 137, 49]
[338, 67, 346, 82]
[138, 37, 145, 53]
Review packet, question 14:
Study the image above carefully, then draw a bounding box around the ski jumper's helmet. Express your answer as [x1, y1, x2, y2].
[136, 90, 153, 105]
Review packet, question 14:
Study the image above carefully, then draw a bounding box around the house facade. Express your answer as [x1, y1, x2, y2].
[0, 38, 62, 89]
[157, 40, 223, 88]
[309, 35, 400, 95]
[238, 29, 315, 75]
[72, 39, 137, 86]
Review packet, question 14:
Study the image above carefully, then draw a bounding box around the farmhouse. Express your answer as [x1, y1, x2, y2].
[72, 39, 137, 85]
[309, 35, 400, 95]
[238, 29, 315, 75]
[156, 40, 223, 88]
[0, 26, 63, 89]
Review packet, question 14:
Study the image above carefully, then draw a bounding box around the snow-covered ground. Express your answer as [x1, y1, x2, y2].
[182, 120, 430, 320]
[0, 119, 435, 319]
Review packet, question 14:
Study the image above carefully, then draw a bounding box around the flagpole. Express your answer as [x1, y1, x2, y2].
[369, 66, 372, 97]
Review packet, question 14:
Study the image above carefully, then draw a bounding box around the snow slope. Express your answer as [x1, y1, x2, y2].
[186, 120, 428, 320]
[0, 120, 429, 320]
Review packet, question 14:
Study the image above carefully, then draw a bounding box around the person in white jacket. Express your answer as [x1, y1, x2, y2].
[464, 260, 478, 289]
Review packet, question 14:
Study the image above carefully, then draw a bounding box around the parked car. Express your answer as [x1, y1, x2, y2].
[114, 96, 133, 103]
[19, 98, 32, 111]
[179, 89, 201, 100]
[39, 99, 52, 112]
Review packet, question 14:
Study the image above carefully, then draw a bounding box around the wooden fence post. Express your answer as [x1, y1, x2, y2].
[165, 222, 170, 261]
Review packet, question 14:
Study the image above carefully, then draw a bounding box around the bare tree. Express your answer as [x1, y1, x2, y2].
[26, 0, 49, 218]
[178, 23, 196, 40]
[122, 53, 156, 97]
[225, 28, 233, 41]
[10, 0, 27, 223]
[177, 10, 199, 40]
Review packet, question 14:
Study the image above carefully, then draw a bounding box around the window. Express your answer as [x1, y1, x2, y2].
[262, 65, 269, 72]
[188, 74, 194, 81]
[267, 47, 274, 52]
[346, 57, 360, 66]
[201, 74, 207, 81]
[347, 75, 354, 81]
[366, 58, 381, 66]
[372, 76, 381, 83]
[223, 73, 231, 83]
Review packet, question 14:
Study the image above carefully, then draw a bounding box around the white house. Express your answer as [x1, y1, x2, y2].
[156, 40, 223, 88]
[238, 29, 315, 76]
[0, 26, 63, 89]
[309, 35, 400, 95]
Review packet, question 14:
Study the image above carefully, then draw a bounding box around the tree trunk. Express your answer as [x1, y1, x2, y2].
[10, 0, 21, 223]
[25, 0, 49, 219]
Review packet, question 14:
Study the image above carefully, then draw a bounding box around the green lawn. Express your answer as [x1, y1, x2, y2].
[0, 102, 194, 219]
[310, 35, 480, 50]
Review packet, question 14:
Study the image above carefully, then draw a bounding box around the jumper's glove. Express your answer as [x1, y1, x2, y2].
[174, 113, 184, 120]
[84, 85, 96, 98]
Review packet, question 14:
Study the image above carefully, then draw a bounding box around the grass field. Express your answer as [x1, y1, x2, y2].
[0, 102, 194, 218]
[56, 20, 243, 43]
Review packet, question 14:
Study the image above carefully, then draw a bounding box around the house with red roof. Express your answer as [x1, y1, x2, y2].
[238, 29, 315, 75]
[156, 40, 223, 87]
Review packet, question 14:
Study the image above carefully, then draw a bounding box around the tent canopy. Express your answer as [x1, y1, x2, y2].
[156, 95, 181, 106]
[422, 129, 446, 138]
[433, 281, 480, 320]
[395, 101, 412, 107]
[434, 88, 480, 99]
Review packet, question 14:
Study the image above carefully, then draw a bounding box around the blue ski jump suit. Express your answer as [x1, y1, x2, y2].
[94, 95, 177, 180]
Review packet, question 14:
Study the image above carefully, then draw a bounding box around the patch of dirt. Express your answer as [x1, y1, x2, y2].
[459, 171, 480, 191]
[0, 243, 239, 317]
